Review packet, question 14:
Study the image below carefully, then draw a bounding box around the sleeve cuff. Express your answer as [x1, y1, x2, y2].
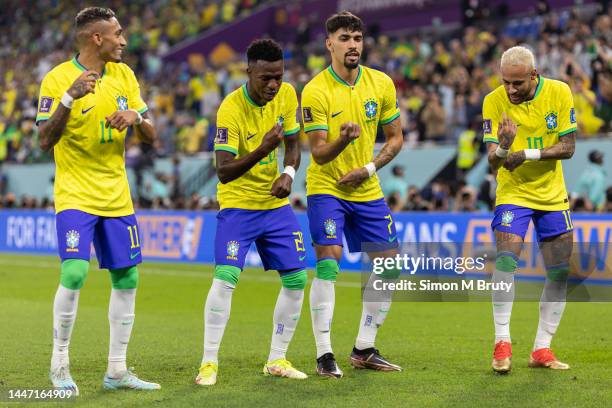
[558, 127, 577, 137]
[284, 126, 300, 136]
[483, 137, 499, 144]
[214, 145, 238, 154]
[380, 111, 400, 125]
[137, 106, 149, 114]
[304, 124, 328, 133]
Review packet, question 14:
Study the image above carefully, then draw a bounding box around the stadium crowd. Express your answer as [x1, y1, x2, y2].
[0, 0, 610, 211]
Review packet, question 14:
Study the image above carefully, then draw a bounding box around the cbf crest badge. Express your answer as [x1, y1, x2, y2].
[545, 111, 558, 130]
[364, 98, 378, 121]
[324, 219, 337, 238]
[117, 96, 128, 111]
[66, 230, 80, 252]
[501, 211, 514, 227]
[226, 240, 239, 260]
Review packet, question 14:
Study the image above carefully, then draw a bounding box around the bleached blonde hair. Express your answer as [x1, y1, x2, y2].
[500, 46, 536, 70]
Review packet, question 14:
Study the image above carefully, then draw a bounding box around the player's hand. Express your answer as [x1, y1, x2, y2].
[105, 110, 140, 131]
[337, 167, 369, 189]
[339, 122, 360, 144]
[503, 151, 526, 171]
[498, 112, 517, 149]
[67, 70, 99, 99]
[261, 124, 284, 154]
[270, 173, 292, 199]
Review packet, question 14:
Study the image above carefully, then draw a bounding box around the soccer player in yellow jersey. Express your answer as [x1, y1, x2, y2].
[482, 46, 576, 373]
[301, 12, 404, 377]
[36, 7, 159, 393]
[195, 39, 307, 386]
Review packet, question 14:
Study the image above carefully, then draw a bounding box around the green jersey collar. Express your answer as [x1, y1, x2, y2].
[532, 75, 544, 100]
[242, 83, 265, 107]
[327, 65, 362, 87]
[71, 54, 106, 77]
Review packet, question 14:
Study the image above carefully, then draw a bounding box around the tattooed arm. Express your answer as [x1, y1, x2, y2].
[540, 132, 575, 160]
[374, 116, 404, 170]
[39, 105, 72, 152]
[39, 70, 99, 152]
[337, 117, 403, 188]
[504, 132, 575, 171]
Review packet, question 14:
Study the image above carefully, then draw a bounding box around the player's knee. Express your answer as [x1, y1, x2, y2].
[495, 252, 518, 273]
[316, 258, 339, 282]
[280, 269, 308, 290]
[214, 264, 241, 286]
[110, 266, 139, 289]
[60, 259, 89, 290]
[546, 264, 569, 282]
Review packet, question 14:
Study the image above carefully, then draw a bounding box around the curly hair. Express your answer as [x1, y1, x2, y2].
[325, 11, 364, 35]
[246, 39, 283, 64]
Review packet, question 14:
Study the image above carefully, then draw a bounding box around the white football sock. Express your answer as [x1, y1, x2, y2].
[534, 278, 567, 350]
[51, 285, 80, 370]
[107, 288, 136, 377]
[268, 287, 304, 362]
[310, 278, 335, 358]
[355, 272, 393, 350]
[202, 278, 235, 365]
[492, 269, 515, 343]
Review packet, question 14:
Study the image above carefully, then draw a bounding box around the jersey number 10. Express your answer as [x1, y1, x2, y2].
[526, 136, 543, 149]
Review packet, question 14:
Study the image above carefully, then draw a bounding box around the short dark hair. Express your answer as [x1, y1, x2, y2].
[75, 7, 116, 29]
[246, 39, 283, 64]
[326, 11, 364, 35]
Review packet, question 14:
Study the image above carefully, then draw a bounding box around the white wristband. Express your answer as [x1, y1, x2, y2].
[282, 166, 296, 180]
[364, 162, 376, 177]
[524, 149, 541, 160]
[495, 146, 509, 158]
[60, 92, 74, 109]
[130, 109, 143, 125]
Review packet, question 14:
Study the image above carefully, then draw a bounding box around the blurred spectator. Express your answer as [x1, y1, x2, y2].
[456, 118, 480, 180]
[404, 185, 429, 211]
[420, 92, 447, 143]
[571, 78, 604, 135]
[604, 187, 612, 212]
[387, 192, 403, 213]
[478, 167, 497, 211]
[0, 163, 7, 195]
[573, 150, 607, 210]
[382, 165, 408, 202]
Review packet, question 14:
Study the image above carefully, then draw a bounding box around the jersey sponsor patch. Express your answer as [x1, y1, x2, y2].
[483, 119, 492, 134]
[39, 96, 54, 113]
[215, 127, 228, 144]
[302, 107, 313, 123]
[570, 108, 576, 124]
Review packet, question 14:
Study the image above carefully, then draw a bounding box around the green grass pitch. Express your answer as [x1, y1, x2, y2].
[1, 253, 611, 407]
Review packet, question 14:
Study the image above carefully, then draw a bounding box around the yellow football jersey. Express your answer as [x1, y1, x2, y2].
[36, 55, 148, 217]
[301, 65, 400, 201]
[482, 76, 577, 211]
[214, 82, 301, 210]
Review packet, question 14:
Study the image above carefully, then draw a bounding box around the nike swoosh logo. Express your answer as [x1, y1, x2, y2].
[299, 255, 306, 261]
[82, 106, 95, 114]
[331, 111, 343, 118]
[388, 236, 397, 242]
[130, 251, 140, 259]
[246, 133, 257, 140]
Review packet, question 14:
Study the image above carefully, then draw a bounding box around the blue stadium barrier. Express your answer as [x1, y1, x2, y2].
[1, 210, 610, 282]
